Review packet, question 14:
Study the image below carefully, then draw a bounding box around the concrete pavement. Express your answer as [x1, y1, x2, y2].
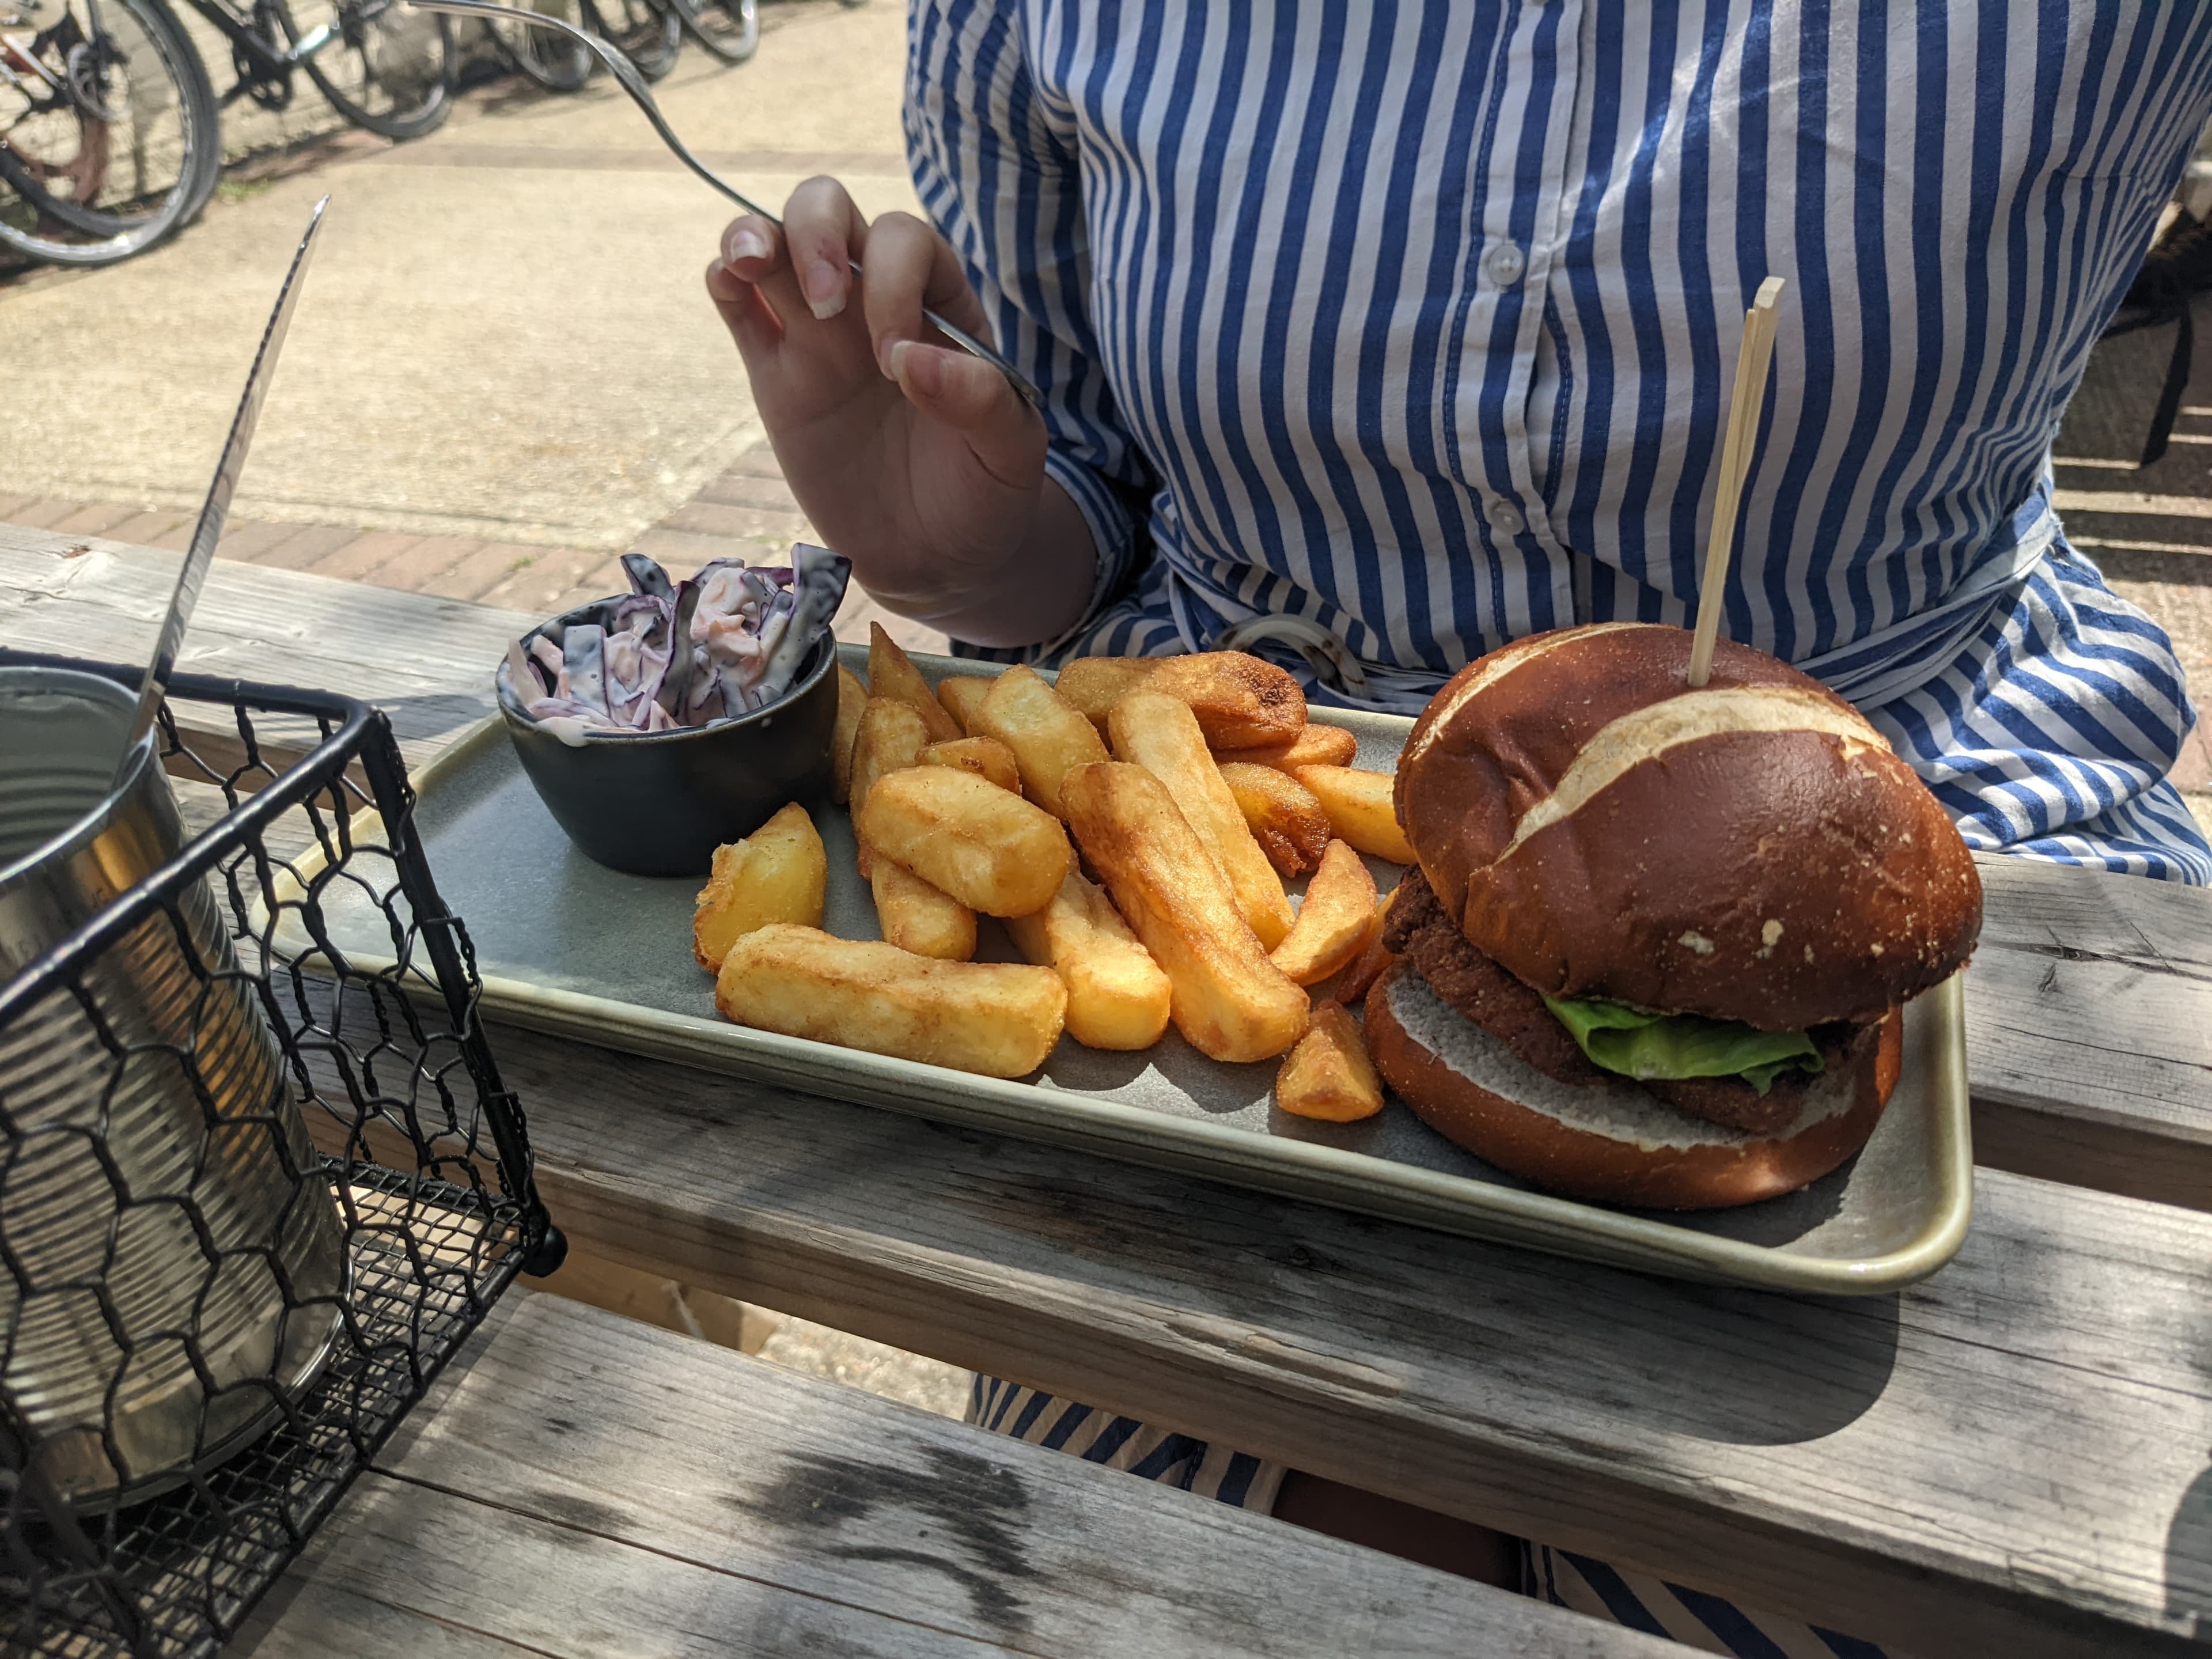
[0, 0, 944, 643]
[0, 4, 918, 544]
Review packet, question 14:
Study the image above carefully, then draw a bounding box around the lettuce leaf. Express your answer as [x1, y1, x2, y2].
[1540, 995, 1821, 1095]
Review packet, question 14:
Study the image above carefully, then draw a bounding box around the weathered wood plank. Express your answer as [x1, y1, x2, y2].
[1965, 853, 2212, 1209]
[478, 1021, 2212, 1659]
[0, 524, 529, 774]
[232, 1296, 1666, 1659]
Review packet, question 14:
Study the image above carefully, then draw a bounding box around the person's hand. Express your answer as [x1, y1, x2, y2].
[707, 177, 1093, 644]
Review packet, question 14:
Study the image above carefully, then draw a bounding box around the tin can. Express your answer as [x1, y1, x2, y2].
[0, 666, 345, 1508]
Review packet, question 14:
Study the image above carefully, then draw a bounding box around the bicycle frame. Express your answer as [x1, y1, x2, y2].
[174, 0, 357, 94]
[0, 0, 308, 120]
[0, 1, 81, 100]
[0, 0, 112, 230]
[0, 0, 230, 261]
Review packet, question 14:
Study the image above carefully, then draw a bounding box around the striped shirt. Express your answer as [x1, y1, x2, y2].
[906, 0, 2212, 883]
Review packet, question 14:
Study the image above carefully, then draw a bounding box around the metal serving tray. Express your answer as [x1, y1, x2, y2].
[285, 645, 1972, 1295]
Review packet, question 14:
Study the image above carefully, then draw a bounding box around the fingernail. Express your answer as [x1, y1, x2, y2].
[803, 260, 846, 320]
[893, 339, 942, 397]
[877, 334, 906, 380]
[726, 226, 770, 264]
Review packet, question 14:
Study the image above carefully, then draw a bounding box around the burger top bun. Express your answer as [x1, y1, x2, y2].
[1394, 623, 1980, 1032]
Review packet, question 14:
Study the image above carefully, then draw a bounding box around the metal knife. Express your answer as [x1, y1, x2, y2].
[116, 195, 329, 779]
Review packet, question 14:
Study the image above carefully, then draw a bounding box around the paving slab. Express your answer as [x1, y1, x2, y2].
[476, 544, 616, 612]
[421, 539, 570, 602]
[255, 524, 365, 573]
[105, 509, 194, 546]
[0, 2, 912, 558]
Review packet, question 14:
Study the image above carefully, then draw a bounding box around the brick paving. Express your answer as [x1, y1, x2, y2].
[0, 442, 946, 654]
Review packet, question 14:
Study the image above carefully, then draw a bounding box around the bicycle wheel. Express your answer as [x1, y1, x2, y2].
[668, 0, 748, 65]
[585, 0, 676, 82]
[275, 0, 454, 139]
[0, 0, 218, 265]
[486, 0, 587, 90]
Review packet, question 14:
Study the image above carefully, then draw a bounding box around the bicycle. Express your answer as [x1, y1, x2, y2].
[3, 0, 453, 267]
[669, 0, 748, 66]
[575, 0, 675, 79]
[484, 0, 586, 88]
[1, 0, 220, 263]
[489, 0, 677, 90]
[178, 0, 456, 139]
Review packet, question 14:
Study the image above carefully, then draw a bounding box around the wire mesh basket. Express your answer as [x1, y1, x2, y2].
[0, 654, 563, 1658]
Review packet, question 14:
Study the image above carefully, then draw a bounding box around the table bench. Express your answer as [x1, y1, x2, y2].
[7, 525, 2212, 1657]
[232, 1293, 1668, 1657]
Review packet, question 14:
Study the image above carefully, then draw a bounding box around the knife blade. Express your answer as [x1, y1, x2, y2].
[116, 195, 329, 779]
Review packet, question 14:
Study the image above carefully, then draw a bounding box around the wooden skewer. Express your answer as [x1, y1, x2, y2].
[1687, 275, 1786, 688]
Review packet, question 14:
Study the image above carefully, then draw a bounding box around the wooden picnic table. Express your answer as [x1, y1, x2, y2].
[7, 524, 2212, 1658]
[229, 1293, 1660, 1657]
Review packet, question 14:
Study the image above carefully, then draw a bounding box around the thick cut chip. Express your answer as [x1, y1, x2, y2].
[715, 924, 1065, 1078]
[692, 802, 828, 972]
[1323, 892, 1400, 1007]
[1005, 870, 1173, 1050]
[1294, 765, 1418, 865]
[1062, 762, 1309, 1063]
[1057, 652, 1306, 748]
[971, 664, 1111, 818]
[1054, 657, 1160, 734]
[1111, 691, 1295, 949]
[871, 860, 977, 961]
[1218, 761, 1331, 878]
[1271, 839, 1380, 986]
[859, 765, 1072, 917]
[1146, 652, 1306, 749]
[869, 622, 964, 744]
[923, 736, 1022, 796]
[1274, 1003, 1385, 1122]
[831, 664, 869, 804]
[1218, 723, 1359, 772]
[936, 674, 994, 735]
[848, 698, 933, 878]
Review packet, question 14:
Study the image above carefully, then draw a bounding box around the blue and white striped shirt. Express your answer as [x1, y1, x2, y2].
[907, 0, 2212, 882]
[919, 14, 2212, 1644]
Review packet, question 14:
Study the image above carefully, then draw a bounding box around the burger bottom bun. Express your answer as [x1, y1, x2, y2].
[1365, 963, 1902, 1211]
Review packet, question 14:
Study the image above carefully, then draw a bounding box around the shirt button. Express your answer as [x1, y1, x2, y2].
[1483, 241, 1526, 287]
[1487, 498, 1525, 537]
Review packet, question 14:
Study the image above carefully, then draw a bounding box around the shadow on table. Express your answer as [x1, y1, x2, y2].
[1612, 1283, 1903, 1446]
[902, 1122, 1910, 1449]
[2169, 1464, 2212, 1639]
[361, 690, 502, 749]
[488, 1021, 1909, 1451]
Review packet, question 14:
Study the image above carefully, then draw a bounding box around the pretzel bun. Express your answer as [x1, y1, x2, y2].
[1393, 623, 1980, 1031]
[1366, 963, 1903, 1210]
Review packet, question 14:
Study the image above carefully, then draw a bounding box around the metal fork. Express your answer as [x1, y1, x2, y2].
[411, 0, 1039, 407]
